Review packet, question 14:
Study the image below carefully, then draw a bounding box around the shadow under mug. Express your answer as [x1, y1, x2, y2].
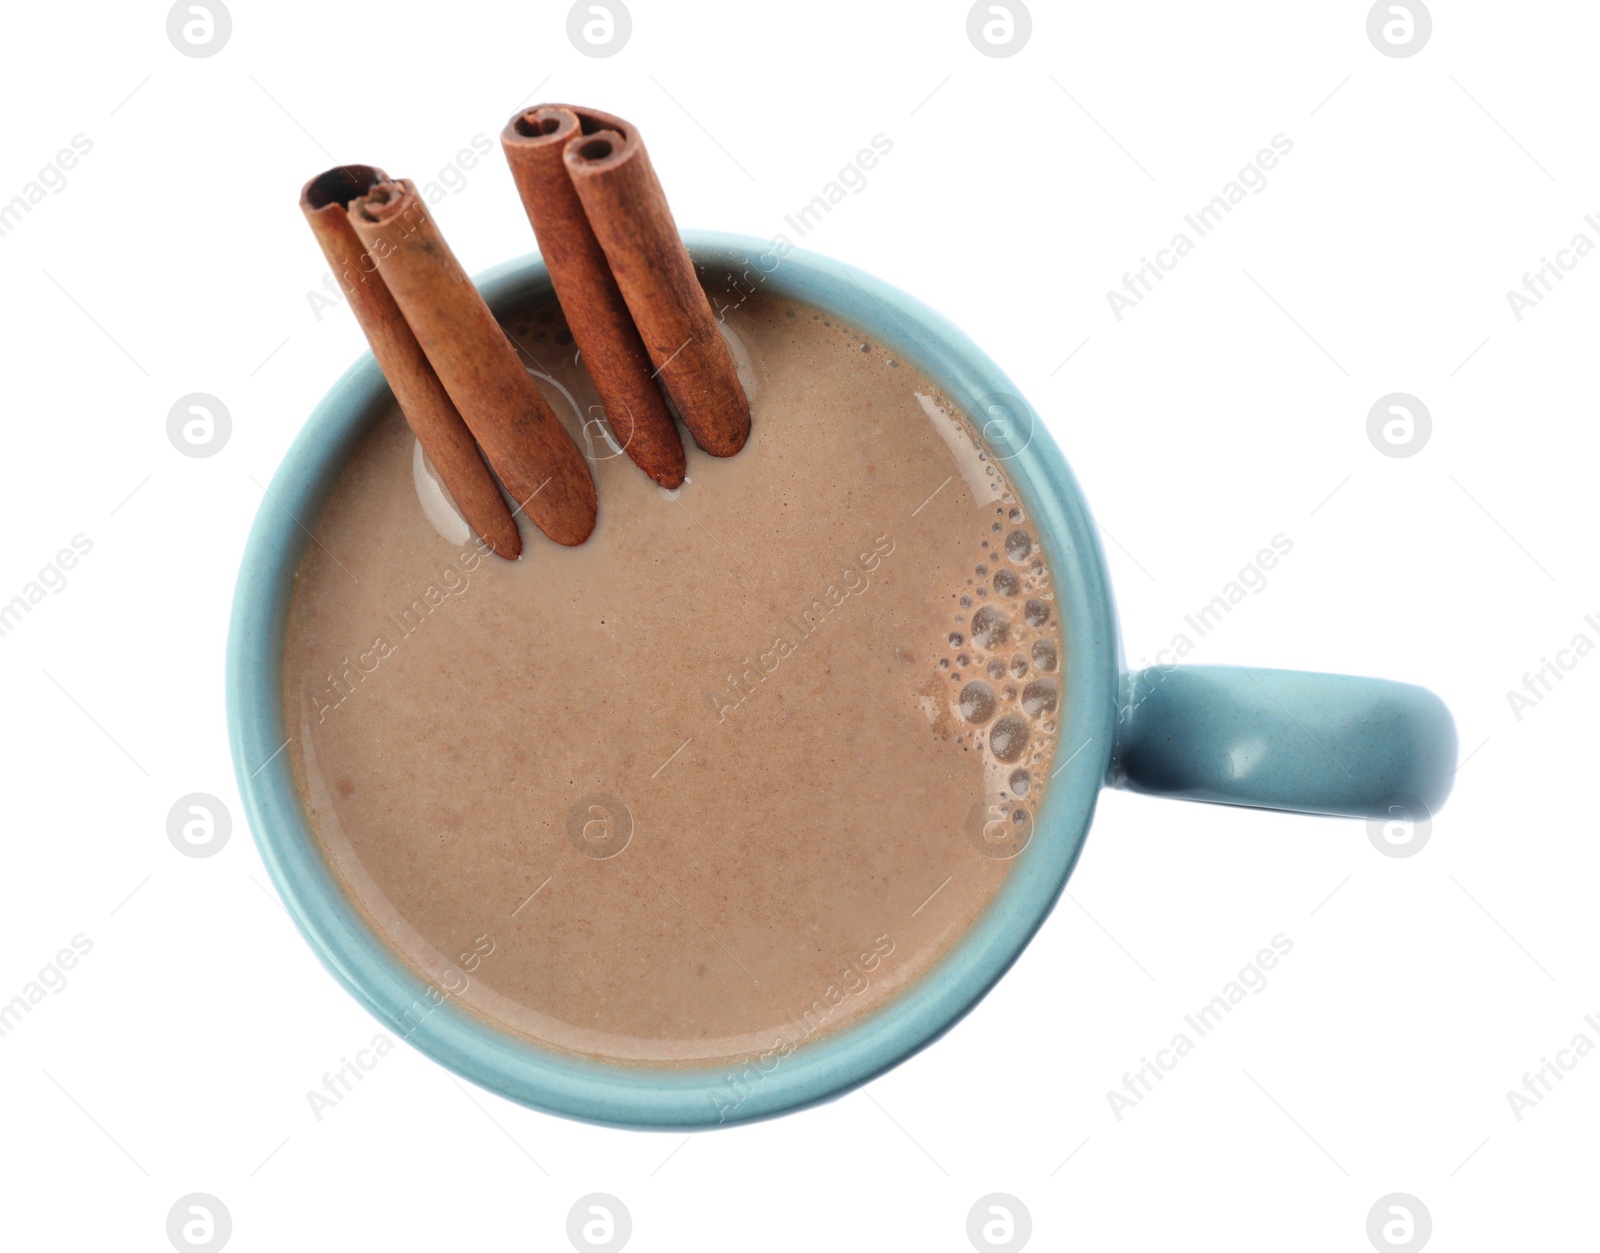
[227, 232, 1457, 1128]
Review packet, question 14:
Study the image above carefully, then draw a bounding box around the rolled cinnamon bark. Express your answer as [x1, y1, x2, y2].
[502, 107, 687, 489]
[559, 111, 751, 458]
[299, 165, 522, 559]
[347, 179, 597, 547]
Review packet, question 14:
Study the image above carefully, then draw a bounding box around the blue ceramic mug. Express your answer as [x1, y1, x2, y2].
[228, 232, 1456, 1128]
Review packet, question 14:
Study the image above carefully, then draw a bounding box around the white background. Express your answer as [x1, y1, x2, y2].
[1, 1, 1595, 1249]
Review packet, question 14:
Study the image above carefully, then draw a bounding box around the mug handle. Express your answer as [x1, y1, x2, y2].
[1109, 666, 1457, 819]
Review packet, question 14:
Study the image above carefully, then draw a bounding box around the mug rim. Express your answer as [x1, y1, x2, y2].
[226, 231, 1120, 1128]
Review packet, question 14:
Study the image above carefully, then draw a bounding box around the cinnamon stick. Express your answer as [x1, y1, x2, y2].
[501, 107, 687, 489]
[558, 111, 751, 458]
[299, 165, 522, 559]
[346, 179, 597, 547]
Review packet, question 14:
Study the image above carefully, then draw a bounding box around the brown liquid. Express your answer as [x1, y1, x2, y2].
[282, 293, 1065, 1066]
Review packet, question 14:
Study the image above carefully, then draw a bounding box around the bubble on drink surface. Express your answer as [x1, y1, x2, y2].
[949, 631, 964, 648]
[969, 605, 1010, 650]
[1010, 653, 1028, 679]
[986, 658, 1006, 681]
[975, 564, 988, 577]
[1008, 507, 1024, 523]
[1031, 639, 1058, 672]
[1024, 598, 1050, 629]
[960, 680, 997, 724]
[992, 568, 1021, 598]
[1004, 530, 1032, 562]
[989, 714, 1030, 763]
[1008, 768, 1030, 796]
[1021, 677, 1058, 720]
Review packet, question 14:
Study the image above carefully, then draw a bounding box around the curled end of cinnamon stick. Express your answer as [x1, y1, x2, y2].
[350, 179, 412, 224]
[563, 128, 632, 171]
[505, 105, 581, 148]
[300, 164, 389, 215]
